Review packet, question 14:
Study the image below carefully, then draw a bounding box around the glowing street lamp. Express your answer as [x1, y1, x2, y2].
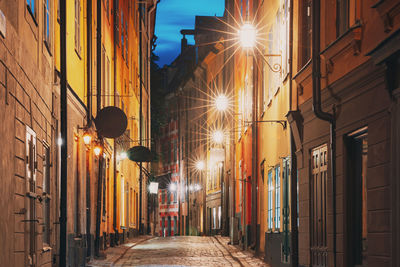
[215, 94, 229, 112]
[93, 144, 102, 157]
[169, 183, 177, 192]
[195, 160, 205, 171]
[194, 184, 201, 191]
[212, 130, 225, 144]
[238, 22, 256, 48]
[119, 151, 127, 160]
[83, 132, 92, 146]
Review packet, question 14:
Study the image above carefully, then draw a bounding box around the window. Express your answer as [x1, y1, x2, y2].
[106, 56, 110, 106]
[346, 128, 368, 266]
[120, 176, 125, 227]
[311, 144, 328, 265]
[57, 0, 60, 21]
[44, 0, 51, 49]
[300, 0, 312, 67]
[212, 207, 217, 229]
[267, 169, 273, 230]
[282, 0, 290, 77]
[266, 30, 273, 104]
[218, 206, 222, 229]
[275, 165, 281, 230]
[74, 0, 81, 55]
[121, 11, 124, 58]
[43, 143, 51, 246]
[26, 126, 37, 264]
[337, 0, 360, 36]
[115, 0, 119, 46]
[125, 20, 128, 60]
[27, 0, 36, 18]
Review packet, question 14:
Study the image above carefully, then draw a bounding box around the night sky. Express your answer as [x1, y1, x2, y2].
[154, 0, 225, 67]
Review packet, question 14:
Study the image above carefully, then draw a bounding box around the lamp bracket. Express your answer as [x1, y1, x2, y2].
[261, 53, 282, 73]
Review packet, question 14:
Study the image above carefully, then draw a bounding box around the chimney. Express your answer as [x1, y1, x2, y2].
[181, 35, 188, 53]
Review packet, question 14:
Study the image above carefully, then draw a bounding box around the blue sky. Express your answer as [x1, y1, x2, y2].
[154, 0, 225, 67]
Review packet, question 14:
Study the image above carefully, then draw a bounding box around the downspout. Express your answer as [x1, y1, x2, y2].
[251, 55, 258, 250]
[95, 0, 103, 257]
[312, 1, 336, 266]
[112, 0, 118, 244]
[288, 0, 298, 264]
[146, 0, 157, 235]
[86, 0, 92, 257]
[59, 0, 67, 266]
[139, 1, 143, 234]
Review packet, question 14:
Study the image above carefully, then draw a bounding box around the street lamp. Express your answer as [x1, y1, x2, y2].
[196, 160, 205, 171]
[215, 94, 229, 112]
[238, 22, 256, 49]
[83, 132, 92, 146]
[93, 143, 102, 157]
[169, 183, 177, 192]
[212, 130, 225, 144]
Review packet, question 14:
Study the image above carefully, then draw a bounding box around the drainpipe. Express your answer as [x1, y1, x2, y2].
[59, 0, 67, 265]
[139, 1, 143, 234]
[95, 0, 103, 257]
[86, 0, 93, 257]
[112, 0, 119, 245]
[251, 56, 258, 251]
[288, 0, 298, 264]
[312, 1, 336, 266]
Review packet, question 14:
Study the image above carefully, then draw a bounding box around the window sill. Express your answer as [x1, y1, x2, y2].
[371, 0, 400, 32]
[320, 22, 363, 60]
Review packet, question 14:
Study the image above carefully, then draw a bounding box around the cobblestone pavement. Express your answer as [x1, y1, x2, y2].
[88, 235, 269, 267]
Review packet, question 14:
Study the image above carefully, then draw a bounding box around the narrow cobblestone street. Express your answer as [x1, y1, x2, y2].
[88, 236, 269, 267]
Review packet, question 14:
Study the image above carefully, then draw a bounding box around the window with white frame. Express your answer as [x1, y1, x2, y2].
[267, 169, 273, 230]
[275, 165, 281, 230]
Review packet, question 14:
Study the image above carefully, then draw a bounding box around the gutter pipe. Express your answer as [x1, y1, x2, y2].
[86, 0, 92, 257]
[288, 0, 299, 264]
[95, 0, 103, 257]
[112, 0, 118, 243]
[59, 0, 67, 265]
[312, 1, 336, 266]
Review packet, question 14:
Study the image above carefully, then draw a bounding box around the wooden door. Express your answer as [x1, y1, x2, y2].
[311, 145, 328, 267]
